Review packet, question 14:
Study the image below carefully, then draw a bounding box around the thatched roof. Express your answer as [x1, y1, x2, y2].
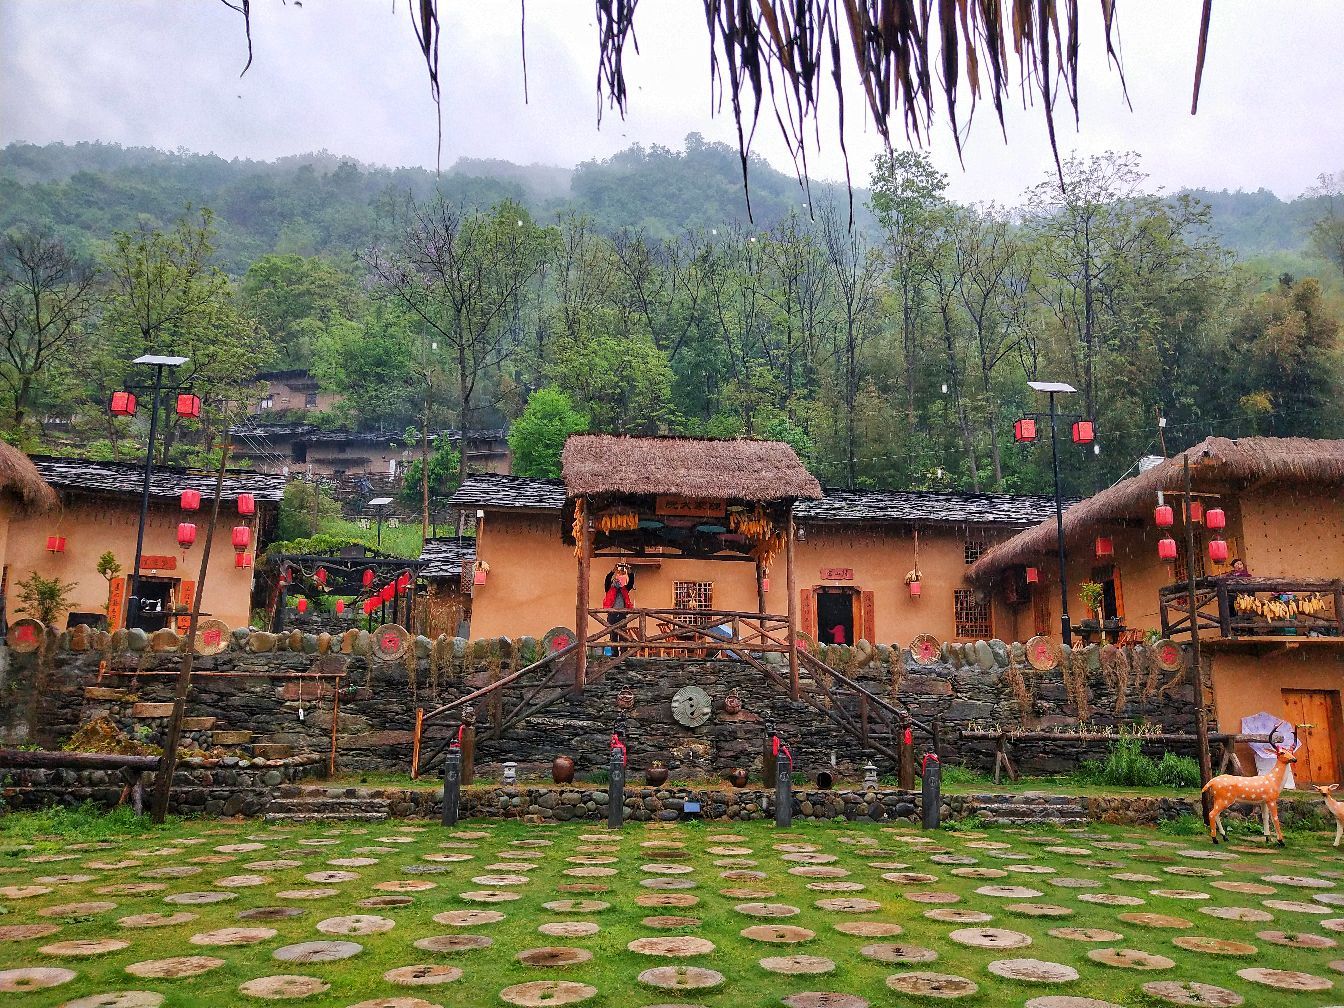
[562, 435, 822, 503]
[0, 444, 58, 515]
[968, 436, 1344, 582]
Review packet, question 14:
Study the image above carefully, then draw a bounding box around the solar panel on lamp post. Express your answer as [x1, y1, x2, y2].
[367, 497, 394, 549]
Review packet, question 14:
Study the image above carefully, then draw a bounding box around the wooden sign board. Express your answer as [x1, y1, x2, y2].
[655, 496, 726, 518]
[821, 567, 854, 580]
[140, 555, 177, 571]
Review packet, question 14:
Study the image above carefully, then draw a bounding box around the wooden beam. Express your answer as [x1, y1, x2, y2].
[575, 496, 591, 693]
[786, 510, 799, 701]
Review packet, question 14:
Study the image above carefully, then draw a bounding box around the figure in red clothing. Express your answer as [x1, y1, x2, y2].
[828, 623, 847, 645]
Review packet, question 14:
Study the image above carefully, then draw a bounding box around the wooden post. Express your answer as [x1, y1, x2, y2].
[410, 708, 424, 778]
[786, 511, 799, 701]
[151, 440, 231, 824]
[328, 681, 340, 779]
[1184, 456, 1215, 825]
[461, 709, 476, 786]
[575, 497, 591, 693]
[756, 560, 767, 614]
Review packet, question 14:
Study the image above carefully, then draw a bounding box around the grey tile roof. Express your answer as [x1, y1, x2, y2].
[418, 536, 478, 579]
[31, 455, 286, 504]
[795, 490, 1064, 526]
[447, 473, 566, 512]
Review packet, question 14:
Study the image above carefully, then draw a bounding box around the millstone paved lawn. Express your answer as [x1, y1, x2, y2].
[3, 810, 1344, 1007]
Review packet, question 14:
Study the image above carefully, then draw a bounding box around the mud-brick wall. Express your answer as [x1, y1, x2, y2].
[2, 627, 1206, 781]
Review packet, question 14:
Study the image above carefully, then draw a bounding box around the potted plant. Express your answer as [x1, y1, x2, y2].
[645, 761, 669, 786]
[1078, 581, 1105, 627]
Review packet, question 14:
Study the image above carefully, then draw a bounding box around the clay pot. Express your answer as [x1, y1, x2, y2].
[645, 765, 669, 787]
[552, 755, 576, 784]
[815, 770, 834, 790]
[723, 693, 743, 715]
[726, 768, 749, 788]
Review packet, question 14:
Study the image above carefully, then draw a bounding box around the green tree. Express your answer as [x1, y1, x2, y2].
[546, 334, 677, 434]
[311, 303, 420, 430]
[508, 388, 589, 478]
[399, 440, 461, 508]
[276, 478, 342, 541]
[16, 571, 75, 625]
[239, 253, 364, 369]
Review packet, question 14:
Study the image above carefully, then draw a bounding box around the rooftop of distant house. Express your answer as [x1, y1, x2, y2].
[418, 536, 478, 579]
[230, 421, 508, 445]
[29, 455, 286, 504]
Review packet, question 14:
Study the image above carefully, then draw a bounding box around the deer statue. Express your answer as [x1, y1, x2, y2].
[1202, 741, 1297, 845]
[1315, 785, 1344, 846]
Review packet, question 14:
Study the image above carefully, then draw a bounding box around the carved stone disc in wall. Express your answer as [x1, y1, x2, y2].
[1026, 636, 1062, 672]
[372, 624, 409, 662]
[671, 686, 712, 728]
[909, 634, 940, 666]
[8, 618, 44, 653]
[193, 618, 231, 656]
[1155, 640, 1183, 672]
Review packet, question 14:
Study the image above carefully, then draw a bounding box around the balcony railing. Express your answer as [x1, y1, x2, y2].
[1159, 577, 1344, 641]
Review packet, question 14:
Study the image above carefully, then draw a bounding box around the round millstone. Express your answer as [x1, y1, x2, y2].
[118, 912, 198, 929]
[815, 898, 881, 913]
[538, 922, 599, 938]
[376, 880, 437, 893]
[190, 926, 278, 946]
[903, 890, 958, 903]
[239, 907, 305, 921]
[1086, 948, 1175, 970]
[951, 867, 1007, 879]
[882, 872, 938, 885]
[977, 885, 1043, 898]
[781, 994, 869, 1008]
[628, 936, 716, 957]
[925, 908, 992, 924]
[884, 972, 979, 998]
[986, 959, 1079, 983]
[1236, 967, 1334, 992]
[163, 891, 236, 905]
[40, 902, 117, 918]
[1171, 935, 1258, 956]
[346, 999, 444, 1008]
[636, 893, 699, 908]
[516, 947, 594, 967]
[1264, 874, 1334, 888]
[0, 967, 77, 992]
[316, 915, 395, 936]
[384, 965, 463, 986]
[1256, 929, 1336, 948]
[859, 943, 937, 964]
[542, 900, 609, 913]
[742, 925, 815, 943]
[1212, 880, 1275, 895]
[1149, 889, 1207, 900]
[1006, 903, 1072, 918]
[124, 956, 225, 979]
[1263, 898, 1331, 914]
[275, 889, 339, 900]
[1200, 906, 1273, 922]
[1023, 999, 1126, 1008]
[236, 975, 331, 1000]
[272, 941, 363, 963]
[500, 980, 598, 1005]
[1119, 912, 1191, 929]
[41, 939, 130, 956]
[736, 903, 800, 918]
[949, 927, 1031, 949]
[1049, 928, 1124, 943]
[413, 934, 493, 953]
[216, 874, 270, 888]
[56, 993, 165, 1008]
[0, 885, 52, 899]
[1140, 980, 1244, 1006]
[458, 890, 520, 903]
[1079, 893, 1145, 906]
[432, 910, 505, 926]
[759, 955, 835, 975]
[637, 967, 725, 992]
[0, 923, 61, 942]
[642, 916, 701, 929]
[358, 896, 414, 909]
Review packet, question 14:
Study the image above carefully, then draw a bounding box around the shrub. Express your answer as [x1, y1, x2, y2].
[940, 764, 993, 788]
[1154, 751, 1202, 789]
[15, 572, 75, 625]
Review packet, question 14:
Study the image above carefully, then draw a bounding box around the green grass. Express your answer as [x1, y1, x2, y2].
[323, 517, 426, 559]
[2, 808, 1342, 1006]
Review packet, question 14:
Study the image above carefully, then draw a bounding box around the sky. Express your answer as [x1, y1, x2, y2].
[1, 1, 1340, 204]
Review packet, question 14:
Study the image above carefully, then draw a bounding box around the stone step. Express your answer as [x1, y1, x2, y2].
[211, 730, 253, 745]
[250, 743, 293, 760]
[980, 816, 1090, 827]
[267, 797, 392, 815]
[263, 810, 390, 824]
[130, 701, 176, 718]
[84, 686, 128, 701]
[180, 716, 217, 731]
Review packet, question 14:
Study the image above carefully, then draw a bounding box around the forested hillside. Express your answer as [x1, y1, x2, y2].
[2, 139, 1341, 503]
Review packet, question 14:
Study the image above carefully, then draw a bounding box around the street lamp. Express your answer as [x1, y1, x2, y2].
[1015, 380, 1095, 646]
[366, 497, 394, 549]
[111, 354, 192, 630]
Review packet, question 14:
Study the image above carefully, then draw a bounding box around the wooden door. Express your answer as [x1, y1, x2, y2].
[1282, 689, 1343, 785]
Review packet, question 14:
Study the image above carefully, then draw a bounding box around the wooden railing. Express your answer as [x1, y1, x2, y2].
[1160, 577, 1344, 641]
[583, 607, 792, 658]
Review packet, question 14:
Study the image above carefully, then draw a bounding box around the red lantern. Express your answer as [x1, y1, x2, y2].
[1072, 420, 1095, 445]
[315, 567, 328, 587]
[1208, 538, 1229, 563]
[1158, 537, 1178, 561]
[761, 577, 770, 593]
[1154, 504, 1174, 528]
[1205, 507, 1226, 531]
[908, 579, 922, 598]
[175, 393, 202, 419]
[335, 600, 345, 615]
[363, 598, 376, 615]
[295, 598, 308, 614]
[180, 489, 201, 511]
[235, 552, 252, 569]
[237, 493, 255, 516]
[176, 522, 197, 549]
[397, 571, 411, 591]
[1013, 418, 1037, 443]
[362, 569, 374, 588]
[1095, 536, 1114, 558]
[1025, 567, 1039, 584]
[231, 525, 251, 552]
[1188, 500, 1204, 524]
[45, 535, 67, 553]
[109, 391, 137, 416]
[381, 583, 394, 603]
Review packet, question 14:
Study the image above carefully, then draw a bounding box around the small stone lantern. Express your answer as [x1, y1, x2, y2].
[864, 761, 878, 787]
[502, 762, 517, 785]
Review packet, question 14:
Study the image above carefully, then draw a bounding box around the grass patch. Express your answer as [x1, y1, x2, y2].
[0, 802, 175, 850]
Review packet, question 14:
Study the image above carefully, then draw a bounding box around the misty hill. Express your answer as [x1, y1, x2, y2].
[0, 139, 1331, 271]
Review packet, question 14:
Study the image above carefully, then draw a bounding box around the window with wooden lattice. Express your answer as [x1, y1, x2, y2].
[954, 588, 993, 639]
[674, 581, 714, 624]
[964, 538, 988, 564]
